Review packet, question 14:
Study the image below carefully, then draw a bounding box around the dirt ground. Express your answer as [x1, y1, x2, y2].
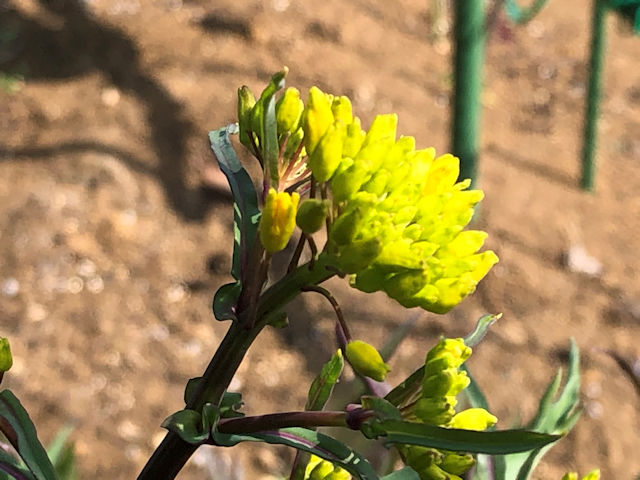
[1, 0, 640, 478]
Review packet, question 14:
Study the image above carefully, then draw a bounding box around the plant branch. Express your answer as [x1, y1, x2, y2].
[301, 285, 351, 341]
[216, 411, 349, 434]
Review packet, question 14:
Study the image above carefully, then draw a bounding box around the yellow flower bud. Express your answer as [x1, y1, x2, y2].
[308, 121, 346, 182]
[0, 337, 12, 372]
[413, 397, 456, 426]
[309, 460, 335, 480]
[324, 467, 351, 480]
[259, 189, 300, 253]
[400, 445, 443, 472]
[425, 338, 471, 371]
[562, 474, 579, 480]
[362, 114, 398, 148]
[296, 199, 330, 234]
[422, 368, 469, 398]
[342, 118, 366, 159]
[440, 453, 475, 476]
[581, 470, 601, 480]
[345, 340, 390, 382]
[276, 87, 304, 134]
[303, 87, 335, 156]
[331, 96, 353, 125]
[451, 408, 497, 431]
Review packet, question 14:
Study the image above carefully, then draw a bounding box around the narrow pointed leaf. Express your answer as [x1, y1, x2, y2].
[464, 314, 500, 347]
[367, 420, 559, 455]
[209, 125, 261, 281]
[0, 391, 58, 480]
[384, 366, 423, 407]
[213, 427, 380, 479]
[305, 350, 344, 411]
[46, 426, 76, 480]
[461, 365, 490, 412]
[0, 448, 36, 480]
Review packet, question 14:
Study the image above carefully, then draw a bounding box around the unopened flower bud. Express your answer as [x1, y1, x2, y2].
[309, 460, 335, 480]
[400, 445, 443, 472]
[336, 238, 382, 274]
[259, 189, 300, 253]
[276, 87, 304, 134]
[331, 96, 353, 125]
[303, 87, 335, 156]
[439, 452, 475, 475]
[296, 199, 330, 234]
[582, 470, 601, 480]
[345, 340, 390, 382]
[237, 86, 256, 148]
[362, 114, 398, 147]
[342, 118, 366, 159]
[422, 368, 469, 398]
[413, 397, 456, 426]
[425, 338, 471, 374]
[0, 338, 12, 372]
[324, 467, 351, 480]
[308, 121, 346, 182]
[451, 408, 497, 431]
[562, 474, 579, 480]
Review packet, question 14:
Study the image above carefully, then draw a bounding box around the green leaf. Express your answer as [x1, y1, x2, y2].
[161, 410, 209, 444]
[495, 340, 581, 480]
[380, 467, 420, 480]
[212, 282, 242, 322]
[0, 447, 36, 480]
[213, 427, 380, 480]
[209, 125, 261, 282]
[365, 420, 559, 455]
[46, 426, 76, 480]
[384, 366, 423, 407]
[464, 313, 500, 347]
[461, 365, 490, 412]
[305, 350, 344, 411]
[0, 390, 58, 480]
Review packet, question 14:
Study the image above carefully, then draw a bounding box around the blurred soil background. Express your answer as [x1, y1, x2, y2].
[1, 0, 640, 478]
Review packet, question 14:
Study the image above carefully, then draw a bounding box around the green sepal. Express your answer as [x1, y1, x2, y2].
[306, 350, 344, 411]
[212, 282, 242, 322]
[360, 396, 402, 423]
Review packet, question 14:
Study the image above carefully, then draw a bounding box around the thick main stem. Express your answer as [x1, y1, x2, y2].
[138, 257, 337, 479]
[138, 320, 262, 480]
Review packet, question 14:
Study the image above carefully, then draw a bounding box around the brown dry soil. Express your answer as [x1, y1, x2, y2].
[2, 0, 640, 478]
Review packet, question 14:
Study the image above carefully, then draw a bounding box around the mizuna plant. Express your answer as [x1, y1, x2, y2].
[0, 70, 591, 480]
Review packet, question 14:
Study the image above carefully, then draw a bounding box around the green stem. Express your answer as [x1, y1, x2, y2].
[138, 256, 338, 480]
[452, 0, 486, 187]
[216, 411, 348, 434]
[582, 0, 608, 191]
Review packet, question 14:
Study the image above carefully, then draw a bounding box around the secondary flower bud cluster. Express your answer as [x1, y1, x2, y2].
[400, 338, 497, 480]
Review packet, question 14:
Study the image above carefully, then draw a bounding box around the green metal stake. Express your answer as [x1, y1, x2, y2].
[581, 0, 608, 191]
[452, 0, 486, 186]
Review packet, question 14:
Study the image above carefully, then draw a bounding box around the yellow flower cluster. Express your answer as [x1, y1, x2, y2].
[248, 76, 497, 314]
